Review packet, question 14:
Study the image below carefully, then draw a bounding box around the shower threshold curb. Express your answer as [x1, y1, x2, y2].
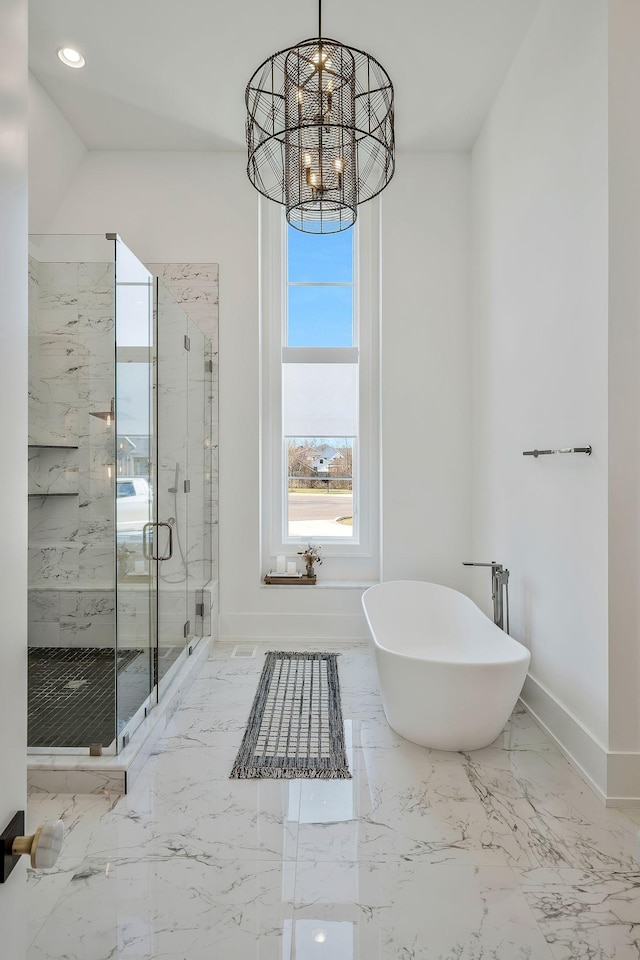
[27, 636, 212, 795]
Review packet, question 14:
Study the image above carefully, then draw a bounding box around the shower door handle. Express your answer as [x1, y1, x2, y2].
[156, 521, 173, 561]
[142, 521, 173, 561]
[142, 522, 154, 560]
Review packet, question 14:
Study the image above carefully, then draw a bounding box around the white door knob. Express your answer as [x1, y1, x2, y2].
[12, 820, 64, 869]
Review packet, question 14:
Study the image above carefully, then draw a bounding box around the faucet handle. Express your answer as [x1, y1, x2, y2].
[463, 561, 499, 568]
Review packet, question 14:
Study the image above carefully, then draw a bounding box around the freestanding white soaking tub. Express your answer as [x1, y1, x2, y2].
[362, 580, 530, 751]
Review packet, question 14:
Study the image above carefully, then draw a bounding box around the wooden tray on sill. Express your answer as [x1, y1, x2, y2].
[264, 574, 316, 585]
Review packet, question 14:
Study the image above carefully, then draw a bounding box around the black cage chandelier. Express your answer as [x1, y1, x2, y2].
[245, 0, 395, 234]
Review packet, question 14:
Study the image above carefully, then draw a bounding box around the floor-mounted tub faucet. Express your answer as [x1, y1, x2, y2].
[462, 561, 510, 633]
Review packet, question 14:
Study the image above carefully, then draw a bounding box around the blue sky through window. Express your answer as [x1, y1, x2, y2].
[287, 225, 353, 347]
[288, 226, 353, 283]
[287, 287, 353, 346]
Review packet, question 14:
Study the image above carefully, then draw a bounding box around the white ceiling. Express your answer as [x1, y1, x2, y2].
[29, 0, 540, 152]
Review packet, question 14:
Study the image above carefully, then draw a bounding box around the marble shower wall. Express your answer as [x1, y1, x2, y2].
[27, 257, 219, 650]
[28, 254, 117, 647]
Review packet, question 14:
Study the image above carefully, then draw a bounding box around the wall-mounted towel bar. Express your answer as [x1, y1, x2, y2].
[523, 445, 592, 458]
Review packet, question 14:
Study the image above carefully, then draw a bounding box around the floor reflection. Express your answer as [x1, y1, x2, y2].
[297, 722, 354, 824]
[289, 920, 355, 960]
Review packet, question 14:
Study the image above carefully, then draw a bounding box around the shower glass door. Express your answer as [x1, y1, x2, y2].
[114, 237, 155, 744]
[155, 282, 214, 692]
[156, 280, 189, 689]
[187, 317, 212, 643]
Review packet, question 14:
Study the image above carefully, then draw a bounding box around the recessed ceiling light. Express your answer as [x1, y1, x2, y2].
[57, 47, 85, 69]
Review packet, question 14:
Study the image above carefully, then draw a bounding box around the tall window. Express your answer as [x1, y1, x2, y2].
[261, 200, 380, 578]
[284, 226, 357, 540]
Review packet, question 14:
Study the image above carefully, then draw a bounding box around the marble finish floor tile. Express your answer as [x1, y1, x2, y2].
[29, 857, 295, 960]
[459, 745, 639, 871]
[519, 867, 640, 959]
[27, 792, 119, 869]
[25, 641, 640, 960]
[292, 860, 554, 959]
[25, 793, 118, 947]
[87, 766, 300, 863]
[296, 743, 535, 866]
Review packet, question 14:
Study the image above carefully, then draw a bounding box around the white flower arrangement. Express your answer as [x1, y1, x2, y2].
[297, 542, 323, 574]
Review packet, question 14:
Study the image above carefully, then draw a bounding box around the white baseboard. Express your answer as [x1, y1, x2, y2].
[521, 674, 640, 807]
[219, 612, 368, 642]
[606, 753, 640, 806]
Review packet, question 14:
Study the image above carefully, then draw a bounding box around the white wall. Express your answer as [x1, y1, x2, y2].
[608, 0, 640, 761]
[382, 154, 471, 589]
[0, 0, 28, 945]
[28, 73, 86, 233]
[40, 149, 472, 640]
[471, 0, 610, 761]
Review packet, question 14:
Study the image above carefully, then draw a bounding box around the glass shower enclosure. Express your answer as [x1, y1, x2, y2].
[27, 234, 214, 755]
[155, 281, 214, 694]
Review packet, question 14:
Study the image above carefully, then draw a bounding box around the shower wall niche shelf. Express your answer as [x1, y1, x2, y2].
[29, 444, 79, 497]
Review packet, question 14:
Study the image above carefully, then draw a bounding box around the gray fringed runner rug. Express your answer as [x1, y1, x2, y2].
[230, 651, 351, 779]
